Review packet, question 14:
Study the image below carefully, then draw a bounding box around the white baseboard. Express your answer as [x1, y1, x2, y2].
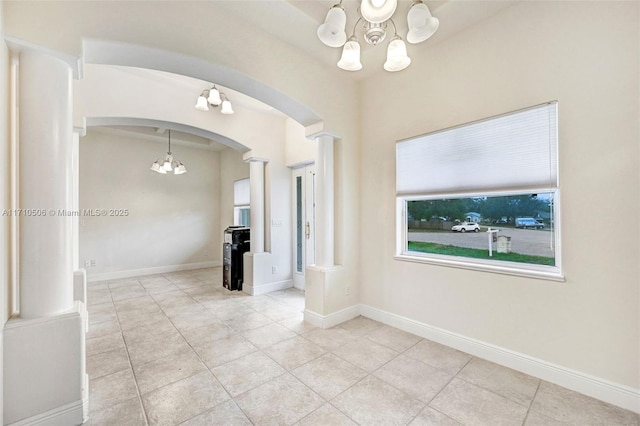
[304, 304, 361, 329]
[7, 399, 85, 426]
[87, 261, 221, 282]
[243, 279, 292, 296]
[360, 304, 640, 414]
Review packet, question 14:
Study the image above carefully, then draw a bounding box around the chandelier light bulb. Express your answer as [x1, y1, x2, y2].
[337, 36, 363, 71]
[360, 0, 398, 24]
[220, 99, 234, 114]
[163, 154, 173, 171]
[207, 87, 222, 106]
[384, 36, 411, 72]
[407, 1, 439, 44]
[317, 5, 347, 47]
[195, 95, 209, 111]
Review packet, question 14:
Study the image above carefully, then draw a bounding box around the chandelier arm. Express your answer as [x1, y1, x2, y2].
[168, 129, 171, 154]
[351, 17, 363, 37]
[389, 18, 398, 37]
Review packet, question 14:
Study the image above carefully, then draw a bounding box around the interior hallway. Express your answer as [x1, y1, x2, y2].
[85, 268, 638, 425]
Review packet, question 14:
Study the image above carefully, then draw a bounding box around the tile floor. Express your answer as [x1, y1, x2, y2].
[84, 267, 639, 426]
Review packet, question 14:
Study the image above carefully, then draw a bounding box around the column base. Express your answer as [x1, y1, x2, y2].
[304, 265, 358, 329]
[3, 302, 88, 426]
[242, 252, 292, 296]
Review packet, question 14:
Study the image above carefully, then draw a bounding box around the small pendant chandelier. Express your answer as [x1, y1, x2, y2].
[150, 130, 187, 175]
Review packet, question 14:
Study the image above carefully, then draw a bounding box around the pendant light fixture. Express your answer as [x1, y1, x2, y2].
[318, 0, 439, 72]
[150, 130, 187, 175]
[195, 85, 234, 114]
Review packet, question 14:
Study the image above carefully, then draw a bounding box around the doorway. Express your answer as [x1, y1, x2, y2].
[292, 164, 315, 290]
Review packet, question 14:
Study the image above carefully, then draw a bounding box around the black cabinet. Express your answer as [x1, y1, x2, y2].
[223, 226, 250, 291]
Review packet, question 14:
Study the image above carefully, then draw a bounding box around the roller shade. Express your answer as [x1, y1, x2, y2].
[234, 178, 250, 206]
[396, 102, 558, 196]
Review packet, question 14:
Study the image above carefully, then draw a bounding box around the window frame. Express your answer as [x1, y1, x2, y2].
[394, 103, 563, 281]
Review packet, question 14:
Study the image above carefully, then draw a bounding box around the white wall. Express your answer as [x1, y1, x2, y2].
[360, 0, 639, 391]
[80, 128, 221, 278]
[0, 1, 8, 421]
[285, 117, 316, 168]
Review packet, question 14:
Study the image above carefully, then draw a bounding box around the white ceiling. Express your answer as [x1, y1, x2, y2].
[91, 0, 516, 146]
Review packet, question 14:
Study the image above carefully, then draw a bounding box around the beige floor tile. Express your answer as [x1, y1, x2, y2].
[457, 357, 540, 406]
[121, 317, 177, 345]
[87, 347, 131, 380]
[531, 381, 638, 425]
[87, 319, 121, 340]
[90, 369, 139, 413]
[373, 354, 455, 403]
[338, 315, 383, 336]
[180, 322, 235, 346]
[151, 290, 198, 310]
[224, 311, 273, 331]
[365, 324, 422, 352]
[118, 310, 170, 331]
[180, 400, 252, 426]
[241, 322, 297, 349]
[111, 284, 148, 301]
[332, 375, 424, 425]
[87, 332, 126, 357]
[133, 346, 207, 394]
[332, 337, 399, 372]
[263, 335, 326, 370]
[109, 278, 142, 288]
[113, 295, 161, 314]
[212, 351, 285, 396]
[303, 327, 356, 351]
[524, 410, 570, 426]
[87, 288, 112, 305]
[142, 282, 180, 295]
[167, 307, 221, 332]
[292, 353, 367, 400]
[88, 302, 117, 325]
[278, 314, 318, 335]
[142, 371, 230, 426]
[409, 406, 462, 425]
[235, 373, 324, 425]
[297, 403, 358, 426]
[213, 303, 258, 321]
[127, 332, 191, 367]
[405, 339, 472, 374]
[430, 378, 528, 426]
[86, 396, 146, 426]
[194, 334, 258, 369]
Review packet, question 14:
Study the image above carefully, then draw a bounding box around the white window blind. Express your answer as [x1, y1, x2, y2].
[234, 178, 250, 206]
[396, 102, 558, 196]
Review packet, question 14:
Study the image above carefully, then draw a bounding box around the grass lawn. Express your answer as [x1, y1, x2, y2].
[408, 241, 555, 266]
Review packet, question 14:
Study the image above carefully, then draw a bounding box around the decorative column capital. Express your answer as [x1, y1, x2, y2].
[243, 155, 269, 164]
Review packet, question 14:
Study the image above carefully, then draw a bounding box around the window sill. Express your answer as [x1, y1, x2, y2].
[394, 253, 565, 282]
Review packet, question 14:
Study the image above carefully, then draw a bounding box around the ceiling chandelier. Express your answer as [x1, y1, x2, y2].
[150, 130, 187, 175]
[195, 85, 234, 114]
[317, 0, 439, 72]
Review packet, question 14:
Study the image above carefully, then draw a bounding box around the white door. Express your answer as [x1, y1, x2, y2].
[292, 164, 315, 290]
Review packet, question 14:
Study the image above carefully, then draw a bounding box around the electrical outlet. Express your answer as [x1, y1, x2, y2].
[272, 266, 277, 274]
[346, 285, 350, 295]
[90, 259, 96, 267]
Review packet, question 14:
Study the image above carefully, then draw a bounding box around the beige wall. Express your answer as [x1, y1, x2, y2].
[359, 1, 639, 388]
[80, 129, 221, 276]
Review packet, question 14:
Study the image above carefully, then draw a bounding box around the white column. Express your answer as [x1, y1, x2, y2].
[315, 134, 335, 267]
[246, 158, 267, 254]
[72, 129, 81, 271]
[18, 49, 73, 319]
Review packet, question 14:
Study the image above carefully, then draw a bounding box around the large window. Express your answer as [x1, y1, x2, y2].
[233, 178, 250, 227]
[396, 102, 562, 280]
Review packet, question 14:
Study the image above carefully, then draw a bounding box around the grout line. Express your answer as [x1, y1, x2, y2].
[522, 380, 542, 426]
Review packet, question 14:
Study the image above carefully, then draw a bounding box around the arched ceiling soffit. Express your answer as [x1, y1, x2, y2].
[86, 117, 249, 153]
[82, 39, 323, 128]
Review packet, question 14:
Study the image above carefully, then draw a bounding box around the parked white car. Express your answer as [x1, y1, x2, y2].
[451, 222, 480, 233]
